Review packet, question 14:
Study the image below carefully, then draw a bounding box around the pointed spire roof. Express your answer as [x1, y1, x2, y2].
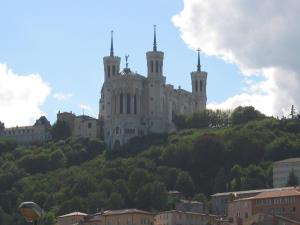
[153, 25, 157, 52]
[110, 30, 114, 57]
[197, 48, 201, 72]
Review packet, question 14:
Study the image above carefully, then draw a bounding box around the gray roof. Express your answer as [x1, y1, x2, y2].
[211, 186, 294, 197]
[274, 157, 300, 164]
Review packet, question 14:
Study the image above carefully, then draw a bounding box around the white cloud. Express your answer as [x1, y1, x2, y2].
[79, 104, 92, 112]
[0, 64, 51, 127]
[173, 0, 300, 116]
[53, 92, 73, 101]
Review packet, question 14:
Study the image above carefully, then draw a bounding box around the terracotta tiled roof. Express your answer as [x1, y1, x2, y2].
[103, 209, 154, 216]
[252, 189, 300, 199]
[58, 212, 88, 217]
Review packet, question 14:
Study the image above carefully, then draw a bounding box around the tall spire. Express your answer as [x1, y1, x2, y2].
[197, 48, 201, 72]
[110, 30, 114, 57]
[153, 25, 157, 52]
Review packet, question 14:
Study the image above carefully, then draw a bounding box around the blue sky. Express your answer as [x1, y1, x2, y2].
[2, 0, 295, 126]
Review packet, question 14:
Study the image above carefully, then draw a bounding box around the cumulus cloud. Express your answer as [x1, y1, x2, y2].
[53, 92, 73, 101]
[0, 64, 50, 127]
[173, 0, 300, 116]
[79, 104, 92, 112]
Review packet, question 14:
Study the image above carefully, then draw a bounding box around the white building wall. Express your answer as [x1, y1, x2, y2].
[273, 158, 300, 187]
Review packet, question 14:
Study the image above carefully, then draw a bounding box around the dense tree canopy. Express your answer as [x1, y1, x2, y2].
[0, 106, 300, 224]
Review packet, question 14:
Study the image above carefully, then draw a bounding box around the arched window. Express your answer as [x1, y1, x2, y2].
[155, 60, 159, 73]
[120, 93, 123, 114]
[151, 61, 154, 73]
[160, 63, 163, 73]
[127, 93, 131, 114]
[200, 80, 203, 92]
[112, 65, 116, 75]
[134, 94, 137, 114]
[195, 80, 198, 92]
[107, 65, 111, 78]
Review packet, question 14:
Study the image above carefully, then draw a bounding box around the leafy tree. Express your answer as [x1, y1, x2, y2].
[51, 121, 71, 141]
[230, 106, 265, 125]
[213, 168, 227, 193]
[175, 172, 195, 197]
[128, 168, 150, 195]
[87, 192, 107, 213]
[49, 150, 66, 170]
[193, 193, 208, 204]
[98, 178, 114, 196]
[18, 153, 50, 173]
[230, 165, 243, 191]
[287, 169, 299, 186]
[71, 174, 96, 197]
[108, 192, 124, 209]
[135, 182, 167, 210]
[42, 211, 56, 225]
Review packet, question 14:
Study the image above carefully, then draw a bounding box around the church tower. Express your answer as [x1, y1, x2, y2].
[99, 31, 121, 122]
[191, 49, 207, 111]
[146, 25, 164, 77]
[146, 26, 167, 133]
[103, 31, 121, 81]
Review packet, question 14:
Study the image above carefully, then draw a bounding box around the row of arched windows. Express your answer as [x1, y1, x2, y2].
[150, 60, 162, 73]
[119, 93, 138, 115]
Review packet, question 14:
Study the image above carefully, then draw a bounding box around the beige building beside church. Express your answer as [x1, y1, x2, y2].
[99, 27, 208, 148]
[57, 111, 100, 139]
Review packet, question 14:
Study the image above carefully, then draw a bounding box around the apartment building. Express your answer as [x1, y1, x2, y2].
[228, 187, 300, 225]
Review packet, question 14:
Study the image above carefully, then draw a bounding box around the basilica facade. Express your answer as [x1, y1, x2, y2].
[99, 28, 207, 148]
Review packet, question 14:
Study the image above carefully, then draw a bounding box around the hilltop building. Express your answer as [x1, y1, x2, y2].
[57, 111, 100, 139]
[0, 116, 51, 145]
[273, 158, 300, 188]
[99, 27, 208, 148]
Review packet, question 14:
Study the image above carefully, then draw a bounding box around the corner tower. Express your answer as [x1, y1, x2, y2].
[103, 31, 121, 81]
[191, 49, 207, 111]
[146, 25, 164, 77]
[146, 26, 167, 133]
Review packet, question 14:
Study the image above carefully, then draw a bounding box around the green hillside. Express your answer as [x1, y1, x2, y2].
[1, 107, 300, 225]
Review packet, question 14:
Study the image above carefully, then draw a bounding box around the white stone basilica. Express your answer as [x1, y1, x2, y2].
[99, 27, 207, 148]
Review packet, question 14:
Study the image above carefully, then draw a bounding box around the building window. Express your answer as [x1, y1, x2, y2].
[134, 94, 137, 114]
[151, 61, 154, 73]
[88, 123, 92, 128]
[107, 65, 111, 78]
[112, 65, 116, 75]
[127, 93, 131, 114]
[195, 81, 198, 92]
[120, 93, 123, 114]
[156, 60, 159, 73]
[200, 80, 203, 92]
[114, 95, 117, 113]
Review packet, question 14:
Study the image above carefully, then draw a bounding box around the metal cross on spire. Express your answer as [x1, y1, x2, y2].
[110, 30, 114, 57]
[197, 48, 201, 72]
